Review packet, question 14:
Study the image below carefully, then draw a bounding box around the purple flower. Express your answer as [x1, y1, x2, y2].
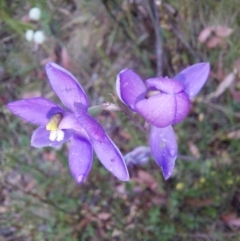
[7, 62, 129, 183]
[116, 63, 210, 179]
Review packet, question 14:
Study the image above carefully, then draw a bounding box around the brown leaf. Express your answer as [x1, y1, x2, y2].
[151, 196, 167, 205]
[227, 130, 240, 139]
[228, 219, 240, 227]
[112, 229, 122, 237]
[22, 90, 41, 99]
[57, 8, 71, 16]
[221, 212, 237, 222]
[207, 70, 236, 99]
[198, 27, 213, 43]
[126, 224, 135, 230]
[219, 150, 232, 165]
[133, 186, 144, 193]
[206, 36, 226, 48]
[126, 205, 138, 223]
[163, 3, 177, 16]
[184, 198, 214, 207]
[133, 170, 158, 191]
[214, 26, 233, 38]
[0, 206, 7, 214]
[115, 184, 126, 194]
[119, 130, 132, 140]
[230, 63, 240, 101]
[75, 218, 91, 230]
[210, 61, 225, 82]
[98, 213, 111, 221]
[188, 141, 201, 159]
[43, 150, 57, 161]
[234, 58, 240, 78]
[21, 15, 30, 23]
[230, 90, 240, 102]
[61, 47, 70, 70]
[24, 180, 36, 192]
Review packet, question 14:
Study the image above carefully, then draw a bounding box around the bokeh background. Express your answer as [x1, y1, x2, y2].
[1, 0, 240, 240]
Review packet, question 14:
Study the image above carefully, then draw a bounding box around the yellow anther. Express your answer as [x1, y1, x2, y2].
[176, 182, 184, 191]
[145, 90, 161, 99]
[46, 113, 63, 131]
[199, 177, 206, 184]
[226, 179, 233, 185]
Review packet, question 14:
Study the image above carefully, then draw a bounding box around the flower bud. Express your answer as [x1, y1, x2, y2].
[124, 146, 151, 166]
[25, 29, 34, 42]
[33, 30, 45, 45]
[29, 7, 41, 21]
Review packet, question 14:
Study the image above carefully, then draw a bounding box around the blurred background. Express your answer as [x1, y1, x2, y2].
[1, 0, 240, 240]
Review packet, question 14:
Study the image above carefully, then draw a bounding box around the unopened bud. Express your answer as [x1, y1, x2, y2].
[33, 30, 45, 45]
[124, 146, 151, 166]
[29, 7, 41, 21]
[25, 29, 34, 42]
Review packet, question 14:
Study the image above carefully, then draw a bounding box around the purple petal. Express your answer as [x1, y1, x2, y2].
[149, 125, 178, 180]
[45, 62, 89, 112]
[136, 91, 190, 127]
[174, 62, 210, 98]
[136, 94, 171, 127]
[69, 134, 93, 184]
[91, 133, 129, 181]
[58, 113, 89, 139]
[31, 126, 72, 148]
[75, 109, 129, 181]
[58, 113, 79, 129]
[146, 77, 184, 94]
[174, 93, 191, 124]
[135, 94, 175, 127]
[6, 98, 63, 126]
[74, 109, 106, 141]
[116, 69, 147, 111]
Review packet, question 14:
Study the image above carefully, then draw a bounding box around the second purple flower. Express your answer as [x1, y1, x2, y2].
[116, 63, 210, 179]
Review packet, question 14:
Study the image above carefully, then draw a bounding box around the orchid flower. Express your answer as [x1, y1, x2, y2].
[7, 62, 129, 183]
[116, 63, 210, 180]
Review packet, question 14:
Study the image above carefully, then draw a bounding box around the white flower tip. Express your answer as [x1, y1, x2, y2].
[115, 74, 123, 102]
[56, 130, 65, 141]
[33, 30, 45, 45]
[49, 130, 65, 142]
[116, 69, 128, 103]
[25, 29, 34, 42]
[49, 131, 57, 141]
[29, 7, 41, 21]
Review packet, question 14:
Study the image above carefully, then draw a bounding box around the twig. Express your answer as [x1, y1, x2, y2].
[170, 24, 201, 62]
[178, 154, 199, 162]
[118, 102, 147, 133]
[101, 0, 134, 41]
[149, 0, 163, 76]
[177, 231, 240, 239]
[3, 179, 73, 215]
[199, 99, 240, 119]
